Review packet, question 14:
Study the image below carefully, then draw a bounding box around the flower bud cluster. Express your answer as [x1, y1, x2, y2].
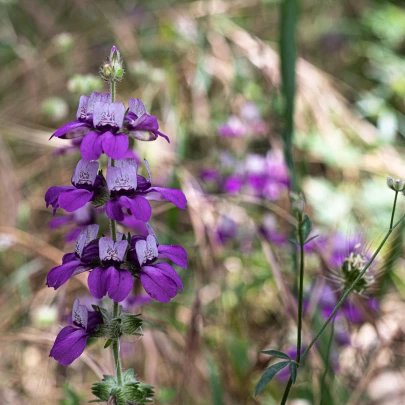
[100, 45, 125, 82]
[386, 176, 405, 193]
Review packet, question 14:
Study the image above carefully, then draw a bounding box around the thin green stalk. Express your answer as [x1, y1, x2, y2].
[296, 214, 305, 363]
[390, 191, 398, 229]
[280, 194, 402, 404]
[280, 213, 305, 405]
[107, 80, 123, 385]
[319, 319, 335, 405]
[301, 200, 403, 363]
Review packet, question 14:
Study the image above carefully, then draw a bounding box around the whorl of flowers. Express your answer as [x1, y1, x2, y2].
[45, 46, 187, 404]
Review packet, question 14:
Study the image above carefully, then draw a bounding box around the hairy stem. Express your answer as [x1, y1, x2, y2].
[107, 80, 123, 385]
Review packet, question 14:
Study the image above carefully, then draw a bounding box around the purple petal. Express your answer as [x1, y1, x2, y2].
[93, 101, 125, 130]
[128, 98, 146, 117]
[72, 299, 88, 329]
[99, 237, 128, 262]
[76, 95, 89, 120]
[158, 245, 188, 268]
[81, 239, 100, 263]
[121, 195, 152, 222]
[72, 160, 99, 188]
[80, 131, 103, 160]
[102, 131, 129, 160]
[106, 164, 137, 192]
[49, 215, 73, 229]
[47, 259, 81, 289]
[128, 129, 158, 141]
[131, 114, 159, 131]
[62, 252, 76, 264]
[106, 199, 125, 221]
[45, 186, 75, 215]
[50, 326, 88, 366]
[87, 92, 111, 119]
[145, 187, 187, 209]
[113, 158, 138, 169]
[87, 311, 103, 332]
[88, 266, 109, 299]
[74, 224, 99, 257]
[107, 269, 134, 302]
[140, 263, 182, 303]
[136, 235, 158, 265]
[51, 121, 90, 139]
[58, 189, 94, 212]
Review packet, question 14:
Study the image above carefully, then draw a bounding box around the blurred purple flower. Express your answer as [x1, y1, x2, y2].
[218, 116, 246, 138]
[216, 215, 238, 244]
[259, 214, 286, 246]
[50, 299, 103, 366]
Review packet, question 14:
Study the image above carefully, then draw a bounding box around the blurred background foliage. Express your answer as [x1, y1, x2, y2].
[1, 0, 405, 404]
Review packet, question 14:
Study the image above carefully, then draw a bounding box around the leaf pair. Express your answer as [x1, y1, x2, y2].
[254, 350, 299, 396]
[288, 214, 318, 247]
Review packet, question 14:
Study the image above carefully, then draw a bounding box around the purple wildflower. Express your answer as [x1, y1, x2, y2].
[49, 299, 103, 366]
[51, 92, 110, 139]
[88, 236, 133, 302]
[47, 225, 99, 289]
[80, 101, 128, 160]
[105, 158, 187, 222]
[125, 98, 169, 142]
[218, 116, 246, 138]
[128, 226, 187, 303]
[259, 214, 286, 246]
[45, 160, 103, 214]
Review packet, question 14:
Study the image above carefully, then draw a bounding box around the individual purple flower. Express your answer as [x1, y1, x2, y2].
[47, 224, 100, 289]
[88, 236, 133, 302]
[50, 299, 103, 366]
[125, 98, 169, 142]
[128, 226, 187, 303]
[223, 175, 243, 195]
[218, 116, 246, 138]
[45, 160, 103, 215]
[105, 158, 187, 222]
[80, 101, 128, 160]
[51, 92, 110, 140]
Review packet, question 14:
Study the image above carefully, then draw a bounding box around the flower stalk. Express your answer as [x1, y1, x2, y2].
[280, 191, 404, 404]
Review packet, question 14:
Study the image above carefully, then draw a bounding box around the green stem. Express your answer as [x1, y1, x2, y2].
[107, 79, 122, 385]
[319, 318, 335, 405]
[390, 191, 398, 229]
[296, 214, 305, 364]
[300, 200, 403, 363]
[280, 213, 305, 405]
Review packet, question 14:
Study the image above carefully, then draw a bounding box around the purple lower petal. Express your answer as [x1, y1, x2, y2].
[80, 131, 103, 160]
[106, 199, 125, 221]
[45, 186, 75, 215]
[51, 121, 90, 139]
[158, 245, 188, 268]
[49, 326, 88, 366]
[140, 263, 182, 303]
[145, 187, 187, 209]
[121, 195, 151, 222]
[108, 269, 134, 302]
[102, 131, 129, 160]
[47, 259, 81, 289]
[58, 189, 94, 213]
[88, 266, 109, 299]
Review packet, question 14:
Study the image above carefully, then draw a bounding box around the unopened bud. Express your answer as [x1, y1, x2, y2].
[100, 46, 125, 82]
[290, 191, 305, 213]
[386, 176, 405, 192]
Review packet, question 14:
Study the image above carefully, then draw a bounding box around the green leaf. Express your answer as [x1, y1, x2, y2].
[254, 361, 290, 396]
[304, 235, 319, 245]
[289, 361, 298, 383]
[122, 313, 143, 336]
[104, 339, 113, 349]
[287, 238, 300, 246]
[300, 214, 312, 242]
[261, 350, 291, 360]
